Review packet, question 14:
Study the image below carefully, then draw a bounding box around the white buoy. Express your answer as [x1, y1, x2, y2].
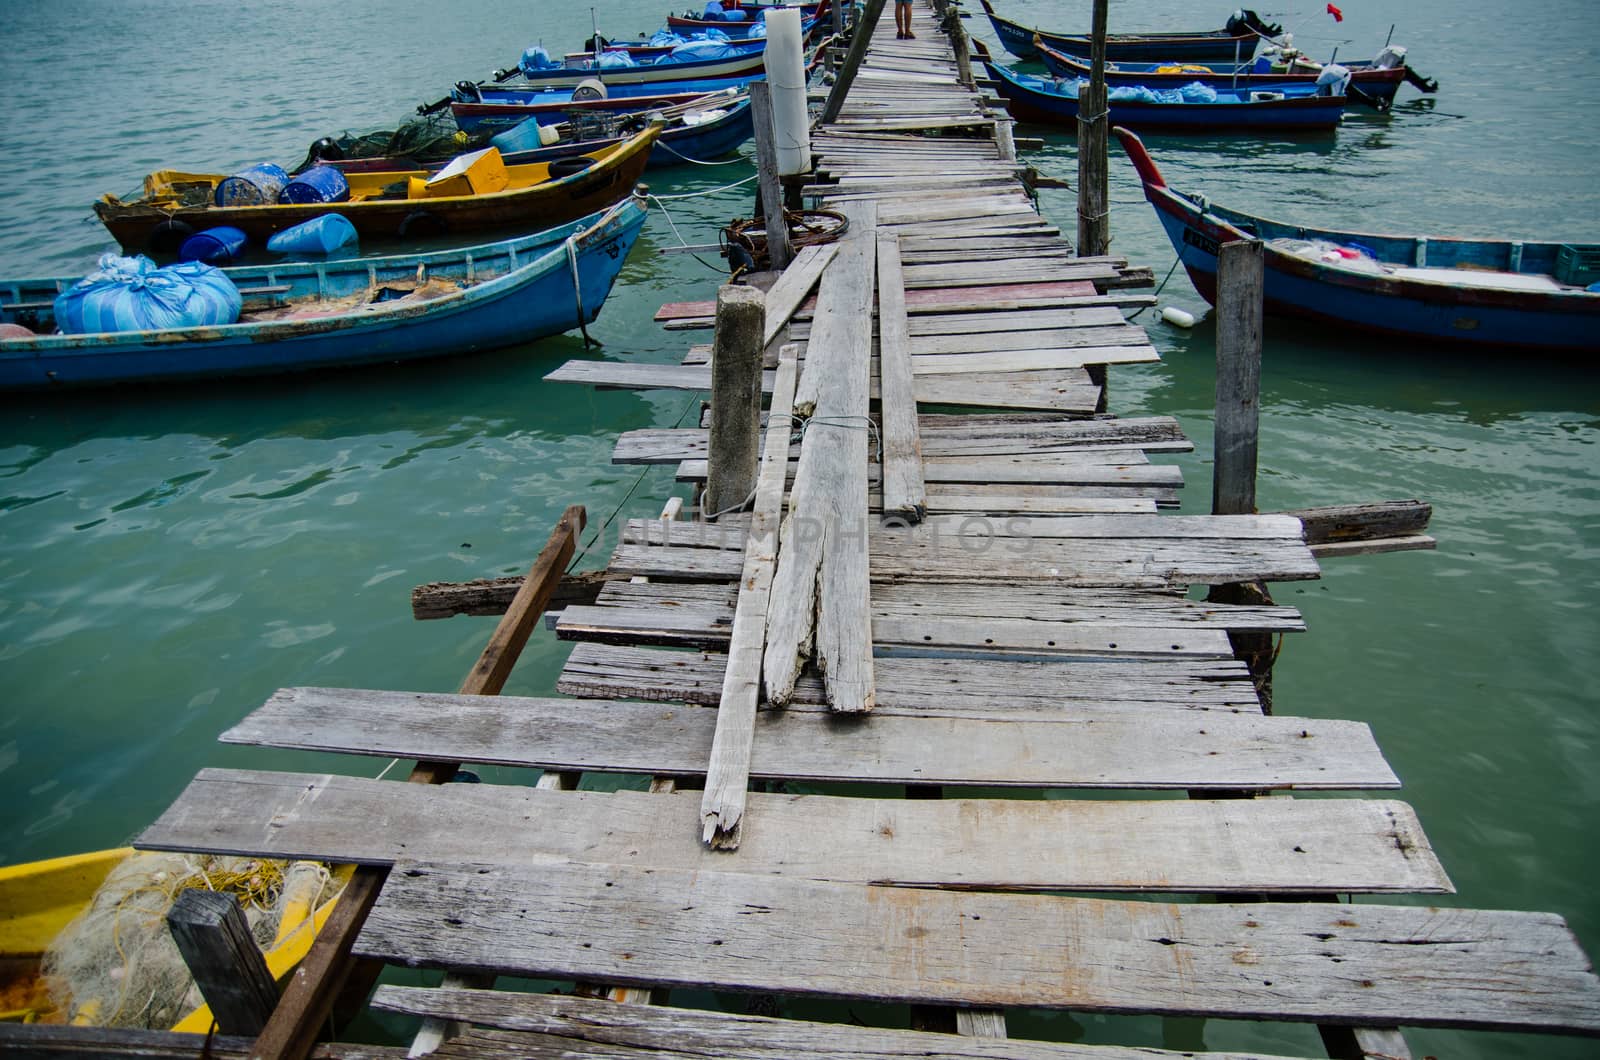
[1160, 305, 1197, 328]
[765, 9, 811, 176]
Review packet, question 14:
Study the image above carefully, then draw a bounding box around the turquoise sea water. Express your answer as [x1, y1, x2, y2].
[1, 1, 1597, 1055]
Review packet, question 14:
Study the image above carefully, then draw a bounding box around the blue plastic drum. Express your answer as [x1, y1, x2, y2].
[278, 165, 351, 205]
[214, 163, 289, 206]
[178, 226, 248, 265]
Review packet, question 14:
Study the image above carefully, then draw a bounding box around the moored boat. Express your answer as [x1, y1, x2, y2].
[977, 0, 1281, 62]
[987, 62, 1347, 132]
[0, 848, 348, 1029]
[467, 41, 768, 94]
[1115, 127, 1600, 353]
[333, 94, 752, 173]
[1034, 38, 1428, 111]
[2, 195, 649, 389]
[94, 125, 659, 254]
[451, 81, 762, 133]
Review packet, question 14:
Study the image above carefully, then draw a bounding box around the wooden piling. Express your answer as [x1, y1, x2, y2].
[705, 284, 767, 518]
[748, 82, 794, 271]
[1212, 239, 1264, 517]
[1076, 0, 1110, 258]
[166, 889, 279, 1036]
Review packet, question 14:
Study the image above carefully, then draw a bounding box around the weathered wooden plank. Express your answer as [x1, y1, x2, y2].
[908, 323, 1148, 353]
[876, 233, 926, 522]
[546, 360, 773, 393]
[138, 772, 1451, 901]
[557, 579, 1305, 650]
[370, 987, 1318, 1060]
[557, 643, 1264, 716]
[223, 687, 1395, 790]
[698, 345, 801, 849]
[1284, 500, 1433, 545]
[357, 860, 1600, 1034]
[760, 243, 839, 349]
[913, 345, 1159, 374]
[765, 202, 878, 713]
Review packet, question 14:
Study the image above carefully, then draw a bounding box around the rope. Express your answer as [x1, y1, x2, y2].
[648, 193, 734, 274]
[564, 235, 593, 348]
[566, 390, 702, 572]
[652, 137, 749, 166]
[1125, 254, 1184, 320]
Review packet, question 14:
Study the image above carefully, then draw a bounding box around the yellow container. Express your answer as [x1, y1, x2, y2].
[410, 146, 510, 199]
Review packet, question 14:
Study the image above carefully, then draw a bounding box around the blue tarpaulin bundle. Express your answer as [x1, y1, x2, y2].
[53, 254, 242, 335]
[519, 45, 557, 76]
[667, 40, 741, 62]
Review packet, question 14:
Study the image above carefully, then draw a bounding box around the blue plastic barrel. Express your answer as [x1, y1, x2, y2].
[178, 226, 249, 265]
[266, 214, 359, 255]
[278, 165, 351, 205]
[215, 163, 289, 206]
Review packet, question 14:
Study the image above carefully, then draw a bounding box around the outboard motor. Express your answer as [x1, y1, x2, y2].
[1227, 9, 1284, 39]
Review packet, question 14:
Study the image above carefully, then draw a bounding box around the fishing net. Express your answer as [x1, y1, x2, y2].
[296, 114, 486, 170]
[39, 853, 340, 1029]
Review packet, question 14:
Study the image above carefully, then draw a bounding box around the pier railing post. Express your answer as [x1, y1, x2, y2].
[749, 81, 794, 270]
[1208, 238, 1274, 710]
[705, 284, 767, 518]
[167, 888, 280, 1035]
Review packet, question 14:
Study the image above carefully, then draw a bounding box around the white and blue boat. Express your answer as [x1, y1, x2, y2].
[1117, 128, 1600, 353]
[0, 196, 649, 389]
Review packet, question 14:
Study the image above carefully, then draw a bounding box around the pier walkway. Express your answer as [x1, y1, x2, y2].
[20, 3, 1599, 1058]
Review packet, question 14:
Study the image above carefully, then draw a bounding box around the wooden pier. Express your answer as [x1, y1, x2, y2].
[10, 4, 1597, 1058]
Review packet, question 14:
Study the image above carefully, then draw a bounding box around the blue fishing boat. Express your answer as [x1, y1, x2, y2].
[0, 196, 649, 389]
[986, 62, 1346, 132]
[466, 41, 769, 94]
[667, 0, 824, 37]
[1034, 38, 1435, 111]
[1116, 128, 1600, 353]
[977, 0, 1280, 62]
[452, 78, 764, 133]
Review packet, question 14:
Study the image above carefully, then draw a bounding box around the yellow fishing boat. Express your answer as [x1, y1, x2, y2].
[0, 848, 347, 1030]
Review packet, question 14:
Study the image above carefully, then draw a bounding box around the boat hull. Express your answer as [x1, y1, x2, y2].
[1116, 131, 1600, 352]
[1036, 45, 1405, 105]
[989, 65, 1344, 131]
[94, 128, 656, 253]
[481, 48, 766, 92]
[980, 0, 1263, 62]
[453, 82, 758, 133]
[2, 199, 649, 388]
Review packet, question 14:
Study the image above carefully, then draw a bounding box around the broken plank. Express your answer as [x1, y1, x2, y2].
[875, 233, 926, 522]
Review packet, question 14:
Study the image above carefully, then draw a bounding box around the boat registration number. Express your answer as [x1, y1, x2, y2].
[1182, 228, 1220, 257]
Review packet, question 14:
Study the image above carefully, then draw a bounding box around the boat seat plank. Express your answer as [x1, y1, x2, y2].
[139, 768, 1448, 894]
[353, 860, 1600, 1034]
[219, 687, 1396, 790]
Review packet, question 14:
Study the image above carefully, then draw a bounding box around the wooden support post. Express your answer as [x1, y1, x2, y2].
[935, 0, 974, 86]
[1076, 0, 1110, 257]
[994, 118, 1017, 163]
[250, 506, 585, 1060]
[1212, 239, 1264, 517]
[820, 0, 888, 124]
[1206, 238, 1272, 710]
[166, 889, 279, 1036]
[748, 81, 793, 271]
[705, 285, 766, 518]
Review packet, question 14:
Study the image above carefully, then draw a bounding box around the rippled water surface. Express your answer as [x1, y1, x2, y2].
[1, 1, 1597, 1055]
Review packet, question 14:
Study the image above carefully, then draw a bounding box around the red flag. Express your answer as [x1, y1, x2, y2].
[1326, 3, 1344, 20]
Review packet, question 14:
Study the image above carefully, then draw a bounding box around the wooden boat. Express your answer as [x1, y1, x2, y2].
[666, 0, 824, 36]
[2, 196, 649, 388]
[978, 0, 1280, 62]
[987, 62, 1346, 132]
[558, 32, 767, 65]
[451, 83, 759, 134]
[1115, 127, 1600, 352]
[335, 95, 752, 173]
[469, 42, 768, 94]
[1034, 38, 1417, 111]
[93, 125, 658, 254]
[0, 848, 348, 1029]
